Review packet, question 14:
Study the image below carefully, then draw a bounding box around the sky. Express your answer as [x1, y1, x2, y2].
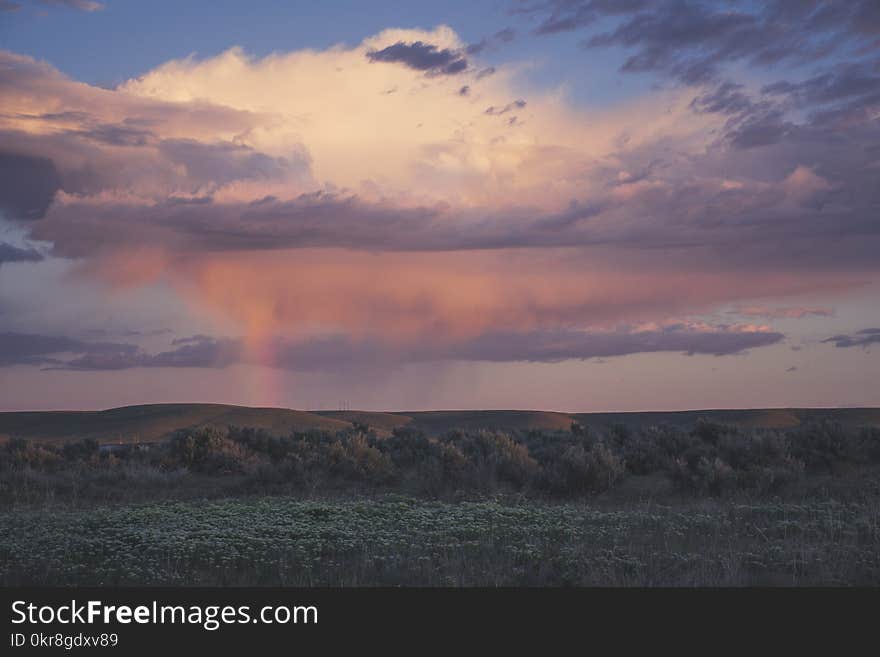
[0, 0, 878, 412]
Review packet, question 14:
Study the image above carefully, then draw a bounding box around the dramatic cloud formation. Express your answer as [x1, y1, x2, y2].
[0, 12, 877, 405]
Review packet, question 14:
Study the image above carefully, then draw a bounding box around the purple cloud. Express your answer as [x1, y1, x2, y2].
[0, 332, 136, 367]
[0, 242, 42, 265]
[823, 328, 880, 349]
[16, 323, 785, 372]
[366, 41, 468, 75]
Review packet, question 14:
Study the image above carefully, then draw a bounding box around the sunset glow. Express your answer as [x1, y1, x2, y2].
[1, 1, 878, 411]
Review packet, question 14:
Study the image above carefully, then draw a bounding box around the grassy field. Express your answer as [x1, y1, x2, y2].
[2, 416, 879, 586]
[1, 495, 878, 586]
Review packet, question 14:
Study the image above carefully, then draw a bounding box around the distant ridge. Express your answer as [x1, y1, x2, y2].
[1, 404, 878, 445]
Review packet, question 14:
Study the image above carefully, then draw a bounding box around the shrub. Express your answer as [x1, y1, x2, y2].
[542, 442, 626, 496]
[442, 431, 539, 490]
[1, 438, 61, 469]
[324, 435, 395, 484]
[692, 419, 736, 445]
[168, 427, 248, 474]
[62, 438, 100, 462]
[788, 422, 848, 472]
[671, 456, 736, 497]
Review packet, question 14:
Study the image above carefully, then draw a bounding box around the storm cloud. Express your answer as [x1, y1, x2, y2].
[0, 21, 876, 397]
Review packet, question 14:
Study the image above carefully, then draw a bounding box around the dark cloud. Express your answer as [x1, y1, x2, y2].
[157, 139, 303, 190]
[83, 327, 173, 339]
[523, 1, 879, 85]
[690, 81, 759, 117]
[761, 62, 880, 133]
[23, 324, 784, 372]
[484, 99, 526, 115]
[516, 0, 880, 187]
[0, 242, 42, 265]
[725, 111, 792, 150]
[438, 325, 785, 362]
[522, 0, 649, 36]
[583, 2, 759, 84]
[73, 122, 156, 147]
[59, 335, 242, 370]
[0, 126, 307, 202]
[0, 152, 62, 220]
[366, 41, 468, 75]
[0, 1, 21, 11]
[467, 28, 517, 54]
[822, 328, 880, 349]
[28, 158, 880, 271]
[0, 332, 135, 367]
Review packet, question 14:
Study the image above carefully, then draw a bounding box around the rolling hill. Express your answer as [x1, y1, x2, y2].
[0, 404, 878, 444]
[0, 404, 350, 444]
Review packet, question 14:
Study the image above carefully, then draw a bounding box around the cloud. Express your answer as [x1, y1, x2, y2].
[0, 1, 21, 11]
[1, 25, 878, 372]
[484, 99, 526, 115]
[156, 139, 306, 190]
[58, 334, 242, 370]
[436, 323, 785, 362]
[0, 152, 62, 219]
[367, 41, 468, 75]
[68, 248, 843, 349]
[524, 2, 880, 82]
[520, 0, 644, 35]
[730, 306, 834, 320]
[466, 28, 517, 55]
[823, 328, 880, 349]
[0, 332, 135, 367]
[0, 242, 42, 265]
[23, 322, 784, 372]
[38, 0, 103, 11]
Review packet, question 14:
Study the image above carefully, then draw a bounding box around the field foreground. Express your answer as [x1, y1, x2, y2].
[2, 495, 878, 586]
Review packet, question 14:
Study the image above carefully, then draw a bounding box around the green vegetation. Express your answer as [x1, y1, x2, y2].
[2, 420, 879, 505]
[1, 496, 877, 586]
[1, 418, 878, 586]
